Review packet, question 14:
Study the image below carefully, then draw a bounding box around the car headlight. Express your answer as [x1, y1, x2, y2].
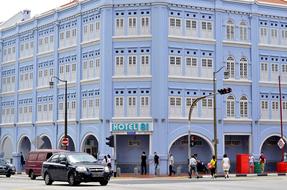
[76, 166, 87, 172]
[104, 166, 110, 172]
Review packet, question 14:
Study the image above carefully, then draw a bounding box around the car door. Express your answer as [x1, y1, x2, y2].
[47, 154, 60, 180]
[57, 154, 69, 181]
[0, 160, 6, 174]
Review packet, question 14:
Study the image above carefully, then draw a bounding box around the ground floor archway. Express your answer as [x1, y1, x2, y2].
[1, 136, 13, 162]
[81, 134, 98, 158]
[58, 135, 75, 151]
[37, 135, 52, 149]
[169, 135, 213, 173]
[18, 136, 31, 160]
[261, 135, 287, 172]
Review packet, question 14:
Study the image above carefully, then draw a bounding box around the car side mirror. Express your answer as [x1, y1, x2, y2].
[60, 160, 67, 165]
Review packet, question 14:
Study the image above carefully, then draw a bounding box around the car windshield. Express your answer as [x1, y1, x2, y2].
[67, 154, 97, 163]
[0, 159, 7, 165]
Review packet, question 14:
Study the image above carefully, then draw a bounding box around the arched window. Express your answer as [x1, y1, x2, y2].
[226, 57, 235, 79]
[226, 20, 235, 40]
[240, 96, 248, 118]
[240, 57, 248, 79]
[226, 96, 235, 117]
[239, 21, 247, 41]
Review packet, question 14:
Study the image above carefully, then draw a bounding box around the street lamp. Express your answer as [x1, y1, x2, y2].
[50, 76, 68, 150]
[213, 66, 229, 166]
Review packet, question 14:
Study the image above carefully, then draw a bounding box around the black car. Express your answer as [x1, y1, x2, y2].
[0, 158, 16, 177]
[41, 152, 112, 186]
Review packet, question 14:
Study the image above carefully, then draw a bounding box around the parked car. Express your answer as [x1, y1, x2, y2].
[25, 149, 67, 180]
[0, 158, 16, 177]
[42, 152, 112, 186]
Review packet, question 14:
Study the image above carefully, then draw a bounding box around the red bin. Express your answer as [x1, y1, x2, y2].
[276, 162, 287, 173]
[236, 154, 249, 174]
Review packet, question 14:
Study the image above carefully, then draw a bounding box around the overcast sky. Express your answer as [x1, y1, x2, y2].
[0, 0, 69, 22]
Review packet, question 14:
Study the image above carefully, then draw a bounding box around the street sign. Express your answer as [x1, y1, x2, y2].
[277, 138, 285, 149]
[62, 137, 69, 147]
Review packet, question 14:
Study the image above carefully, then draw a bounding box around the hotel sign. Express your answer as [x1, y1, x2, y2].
[111, 122, 153, 133]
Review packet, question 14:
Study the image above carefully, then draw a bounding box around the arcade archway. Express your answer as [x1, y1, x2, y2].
[81, 134, 99, 158]
[169, 135, 213, 173]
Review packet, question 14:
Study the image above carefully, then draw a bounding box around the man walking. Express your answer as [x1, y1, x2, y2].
[259, 152, 266, 173]
[168, 153, 176, 176]
[154, 152, 159, 175]
[189, 155, 199, 178]
[141, 152, 147, 175]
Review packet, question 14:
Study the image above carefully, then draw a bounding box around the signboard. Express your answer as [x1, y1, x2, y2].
[277, 138, 285, 149]
[62, 137, 69, 146]
[111, 122, 153, 134]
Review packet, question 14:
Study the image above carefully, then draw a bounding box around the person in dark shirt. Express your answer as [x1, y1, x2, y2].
[141, 151, 147, 175]
[154, 152, 159, 175]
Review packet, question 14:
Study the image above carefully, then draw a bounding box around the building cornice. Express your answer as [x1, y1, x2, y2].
[168, 36, 216, 45]
[112, 76, 152, 82]
[168, 76, 213, 84]
[223, 40, 252, 48]
[258, 44, 287, 52]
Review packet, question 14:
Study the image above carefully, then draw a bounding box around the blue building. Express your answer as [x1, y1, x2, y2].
[0, 0, 287, 174]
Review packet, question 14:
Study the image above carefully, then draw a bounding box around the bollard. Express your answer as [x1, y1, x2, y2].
[134, 167, 139, 176]
[116, 167, 121, 177]
[176, 166, 181, 176]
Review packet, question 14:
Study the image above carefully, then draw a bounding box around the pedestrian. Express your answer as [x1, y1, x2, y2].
[249, 154, 255, 173]
[259, 152, 266, 173]
[208, 155, 216, 179]
[102, 155, 108, 165]
[20, 152, 25, 172]
[107, 154, 112, 170]
[222, 154, 230, 179]
[141, 151, 147, 175]
[154, 152, 159, 175]
[168, 153, 176, 176]
[189, 155, 199, 178]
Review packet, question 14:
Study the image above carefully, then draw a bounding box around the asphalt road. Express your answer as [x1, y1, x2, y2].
[0, 175, 286, 190]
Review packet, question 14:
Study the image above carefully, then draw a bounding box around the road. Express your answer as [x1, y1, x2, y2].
[0, 175, 286, 190]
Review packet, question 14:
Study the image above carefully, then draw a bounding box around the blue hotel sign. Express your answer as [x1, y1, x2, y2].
[111, 122, 153, 133]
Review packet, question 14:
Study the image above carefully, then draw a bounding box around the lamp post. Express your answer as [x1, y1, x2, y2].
[50, 76, 68, 150]
[213, 66, 229, 165]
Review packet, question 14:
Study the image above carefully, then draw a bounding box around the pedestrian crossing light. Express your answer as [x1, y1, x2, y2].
[106, 135, 114, 147]
[217, 87, 232, 95]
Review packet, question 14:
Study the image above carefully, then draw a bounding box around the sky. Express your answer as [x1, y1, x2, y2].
[0, 0, 70, 22]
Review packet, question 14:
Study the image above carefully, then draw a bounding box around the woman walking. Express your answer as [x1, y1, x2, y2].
[222, 154, 230, 179]
[209, 155, 216, 179]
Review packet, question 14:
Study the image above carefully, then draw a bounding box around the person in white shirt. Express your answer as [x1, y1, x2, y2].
[249, 154, 255, 173]
[222, 154, 230, 179]
[168, 153, 176, 176]
[189, 155, 199, 178]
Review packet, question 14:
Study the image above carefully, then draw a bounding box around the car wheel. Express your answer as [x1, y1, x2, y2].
[30, 171, 36, 180]
[99, 180, 109, 186]
[44, 173, 53, 185]
[68, 172, 78, 186]
[6, 172, 11, 178]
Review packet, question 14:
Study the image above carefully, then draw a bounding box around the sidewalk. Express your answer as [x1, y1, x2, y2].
[12, 172, 286, 180]
[112, 172, 286, 179]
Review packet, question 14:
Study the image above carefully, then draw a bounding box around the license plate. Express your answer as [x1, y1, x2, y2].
[92, 173, 101, 177]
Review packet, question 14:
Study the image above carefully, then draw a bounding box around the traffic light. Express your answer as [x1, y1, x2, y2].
[106, 135, 114, 147]
[217, 87, 232, 95]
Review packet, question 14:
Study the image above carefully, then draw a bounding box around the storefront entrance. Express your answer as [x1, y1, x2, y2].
[116, 135, 150, 173]
[224, 135, 249, 172]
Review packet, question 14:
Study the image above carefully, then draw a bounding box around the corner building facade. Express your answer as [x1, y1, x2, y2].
[1, 0, 287, 174]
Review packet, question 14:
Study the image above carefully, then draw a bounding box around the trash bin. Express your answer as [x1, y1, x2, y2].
[254, 162, 261, 173]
